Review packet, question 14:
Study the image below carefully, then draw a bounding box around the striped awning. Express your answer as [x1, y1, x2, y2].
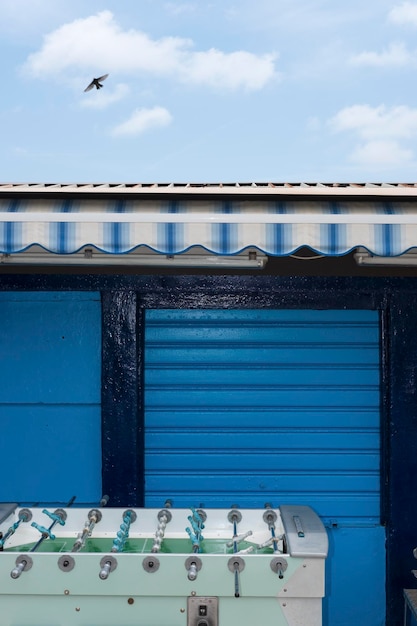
[1, 197, 417, 257]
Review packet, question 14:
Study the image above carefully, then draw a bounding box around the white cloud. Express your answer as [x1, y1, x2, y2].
[111, 106, 172, 137]
[350, 140, 414, 167]
[349, 42, 413, 67]
[329, 104, 417, 168]
[80, 83, 130, 109]
[388, 2, 417, 26]
[182, 49, 277, 90]
[23, 10, 277, 92]
[330, 104, 417, 139]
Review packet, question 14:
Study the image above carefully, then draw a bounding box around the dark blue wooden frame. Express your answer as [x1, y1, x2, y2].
[1, 272, 416, 624]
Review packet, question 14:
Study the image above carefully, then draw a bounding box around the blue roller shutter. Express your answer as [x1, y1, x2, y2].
[144, 309, 380, 524]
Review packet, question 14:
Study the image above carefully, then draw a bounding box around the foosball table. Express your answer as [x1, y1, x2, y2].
[0, 501, 328, 626]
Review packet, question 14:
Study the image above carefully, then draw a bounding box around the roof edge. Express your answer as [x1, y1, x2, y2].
[1, 182, 417, 198]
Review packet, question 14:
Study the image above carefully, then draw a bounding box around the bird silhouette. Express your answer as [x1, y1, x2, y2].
[84, 74, 109, 92]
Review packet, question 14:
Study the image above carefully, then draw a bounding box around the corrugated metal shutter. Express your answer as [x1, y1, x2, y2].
[144, 309, 380, 525]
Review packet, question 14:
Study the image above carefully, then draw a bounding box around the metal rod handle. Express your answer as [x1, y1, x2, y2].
[10, 555, 32, 579]
[187, 562, 198, 581]
[99, 561, 112, 580]
[10, 560, 27, 579]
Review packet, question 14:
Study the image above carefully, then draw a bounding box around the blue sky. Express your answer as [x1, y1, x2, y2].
[1, 0, 417, 183]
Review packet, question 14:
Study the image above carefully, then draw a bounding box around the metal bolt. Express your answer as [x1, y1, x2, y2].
[64, 590, 70, 595]
[180, 608, 185, 613]
[128, 598, 134, 605]
[191, 591, 196, 596]
[75, 608, 80, 612]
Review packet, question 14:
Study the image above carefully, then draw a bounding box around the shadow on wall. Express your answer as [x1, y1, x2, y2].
[1, 249, 417, 277]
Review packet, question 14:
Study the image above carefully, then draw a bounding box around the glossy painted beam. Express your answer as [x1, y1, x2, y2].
[101, 290, 144, 506]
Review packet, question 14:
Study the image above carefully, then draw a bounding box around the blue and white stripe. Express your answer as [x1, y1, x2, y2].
[1, 198, 417, 257]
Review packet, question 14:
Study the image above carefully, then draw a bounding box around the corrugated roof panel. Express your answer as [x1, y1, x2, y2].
[1, 182, 417, 196]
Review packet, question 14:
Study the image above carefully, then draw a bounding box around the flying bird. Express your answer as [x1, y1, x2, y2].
[84, 74, 109, 92]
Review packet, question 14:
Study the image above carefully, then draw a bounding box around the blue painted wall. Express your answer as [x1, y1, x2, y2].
[324, 526, 386, 626]
[1, 274, 416, 625]
[0, 292, 102, 505]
